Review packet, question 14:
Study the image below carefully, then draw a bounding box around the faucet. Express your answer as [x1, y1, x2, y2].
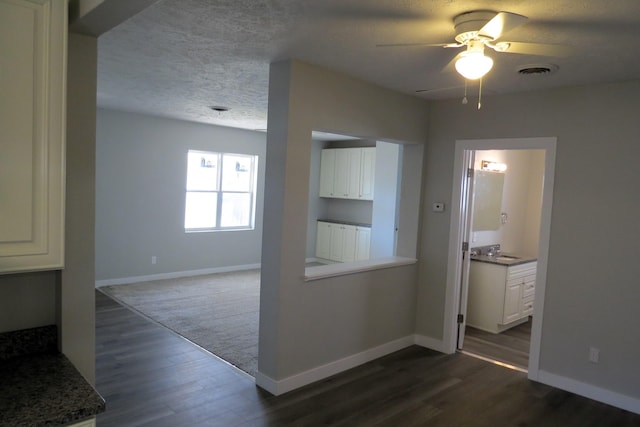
[488, 245, 502, 257]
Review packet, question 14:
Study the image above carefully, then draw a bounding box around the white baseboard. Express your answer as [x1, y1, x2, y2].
[255, 335, 414, 396]
[95, 263, 261, 287]
[413, 334, 449, 354]
[538, 370, 640, 415]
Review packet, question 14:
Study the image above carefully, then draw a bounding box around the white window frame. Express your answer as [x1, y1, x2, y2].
[184, 150, 258, 232]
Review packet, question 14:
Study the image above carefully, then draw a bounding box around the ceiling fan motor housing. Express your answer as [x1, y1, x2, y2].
[454, 11, 496, 43]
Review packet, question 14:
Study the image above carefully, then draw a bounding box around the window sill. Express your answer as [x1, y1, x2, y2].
[304, 256, 417, 282]
[185, 227, 254, 233]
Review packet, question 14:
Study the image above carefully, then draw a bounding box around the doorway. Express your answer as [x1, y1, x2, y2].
[442, 137, 556, 382]
[460, 149, 545, 371]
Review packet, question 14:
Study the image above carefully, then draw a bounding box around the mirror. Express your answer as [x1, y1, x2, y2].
[473, 170, 505, 231]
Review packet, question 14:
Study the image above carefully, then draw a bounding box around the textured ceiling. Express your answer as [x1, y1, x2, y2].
[97, 0, 640, 130]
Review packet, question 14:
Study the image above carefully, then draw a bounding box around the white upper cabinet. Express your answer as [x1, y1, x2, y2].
[318, 149, 336, 198]
[0, 0, 67, 274]
[319, 147, 375, 200]
[359, 147, 376, 200]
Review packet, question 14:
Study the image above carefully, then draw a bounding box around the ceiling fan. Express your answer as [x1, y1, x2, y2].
[378, 10, 570, 108]
[380, 10, 570, 81]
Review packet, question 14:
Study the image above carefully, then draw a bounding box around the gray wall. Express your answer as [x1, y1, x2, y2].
[0, 272, 57, 333]
[417, 80, 640, 399]
[61, 33, 98, 382]
[95, 109, 267, 281]
[305, 140, 328, 258]
[259, 59, 429, 380]
[370, 141, 400, 258]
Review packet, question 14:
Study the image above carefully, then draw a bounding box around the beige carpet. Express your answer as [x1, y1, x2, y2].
[99, 269, 260, 377]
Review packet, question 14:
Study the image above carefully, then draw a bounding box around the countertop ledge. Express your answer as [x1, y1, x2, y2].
[0, 326, 105, 427]
[317, 219, 372, 227]
[305, 256, 417, 281]
[0, 353, 105, 427]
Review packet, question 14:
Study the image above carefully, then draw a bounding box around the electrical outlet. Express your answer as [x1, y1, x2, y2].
[588, 347, 599, 363]
[151, 256, 157, 265]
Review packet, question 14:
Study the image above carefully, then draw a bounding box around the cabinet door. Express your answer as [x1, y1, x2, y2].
[315, 222, 332, 260]
[359, 147, 376, 200]
[346, 148, 362, 198]
[319, 149, 336, 197]
[355, 227, 371, 261]
[341, 225, 357, 262]
[329, 224, 345, 261]
[0, 0, 66, 274]
[503, 281, 522, 324]
[332, 150, 350, 198]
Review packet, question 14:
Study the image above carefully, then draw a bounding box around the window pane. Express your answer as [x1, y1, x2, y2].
[185, 192, 217, 229]
[221, 154, 253, 192]
[187, 151, 218, 191]
[220, 193, 251, 227]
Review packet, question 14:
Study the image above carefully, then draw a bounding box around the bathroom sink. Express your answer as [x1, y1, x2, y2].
[495, 255, 520, 262]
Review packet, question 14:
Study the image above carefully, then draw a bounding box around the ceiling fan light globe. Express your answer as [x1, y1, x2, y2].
[455, 52, 494, 80]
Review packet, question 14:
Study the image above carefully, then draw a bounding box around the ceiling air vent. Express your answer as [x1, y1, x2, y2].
[517, 64, 559, 75]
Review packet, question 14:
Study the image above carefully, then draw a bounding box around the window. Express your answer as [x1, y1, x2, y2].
[184, 150, 258, 231]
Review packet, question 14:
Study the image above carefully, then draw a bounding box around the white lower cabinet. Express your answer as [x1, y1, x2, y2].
[315, 221, 332, 259]
[467, 261, 537, 333]
[330, 223, 356, 262]
[316, 221, 370, 263]
[355, 226, 371, 261]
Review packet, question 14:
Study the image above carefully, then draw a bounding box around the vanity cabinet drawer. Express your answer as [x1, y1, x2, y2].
[522, 296, 535, 316]
[522, 280, 535, 298]
[507, 262, 537, 281]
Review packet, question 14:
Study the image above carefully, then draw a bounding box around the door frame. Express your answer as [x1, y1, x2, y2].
[456, 149, 476, 350]
[442, 137, 556, 381]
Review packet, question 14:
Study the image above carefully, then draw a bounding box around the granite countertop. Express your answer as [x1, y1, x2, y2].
[470, 253, 537, 266]
[0, 326, 105, 427]
[318, 219, 372, 227]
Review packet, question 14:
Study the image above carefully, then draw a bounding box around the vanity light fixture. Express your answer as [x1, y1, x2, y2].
[481, 160, 507, 172]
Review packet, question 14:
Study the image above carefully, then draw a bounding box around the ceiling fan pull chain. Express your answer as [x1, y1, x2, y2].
[478, 77, 483, 110]
[462, 80, 468, 104]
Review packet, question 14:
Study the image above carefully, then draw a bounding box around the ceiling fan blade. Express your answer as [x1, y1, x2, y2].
[478, 11, 528, 40]
[376, 42, 460, 48]
[502, 42, 572, 57]
[415, 85, 468, 94]
[441, 52, 463, 74]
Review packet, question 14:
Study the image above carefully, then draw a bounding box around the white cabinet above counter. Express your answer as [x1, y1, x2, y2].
[0, 0, 67, 274]
[319, 147, 375, 200]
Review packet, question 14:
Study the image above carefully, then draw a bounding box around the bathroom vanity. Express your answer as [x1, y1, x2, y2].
[467, 253, 537, 334]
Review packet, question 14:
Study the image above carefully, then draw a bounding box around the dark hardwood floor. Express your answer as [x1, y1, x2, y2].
[96, 291, 640, 426]
[463, 319, 532, 370]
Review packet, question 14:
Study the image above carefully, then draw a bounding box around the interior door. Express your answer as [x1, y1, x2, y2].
[457, 150, 476, 349]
